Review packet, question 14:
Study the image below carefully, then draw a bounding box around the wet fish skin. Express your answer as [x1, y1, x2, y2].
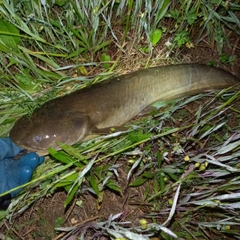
[10, 64, 239, 156]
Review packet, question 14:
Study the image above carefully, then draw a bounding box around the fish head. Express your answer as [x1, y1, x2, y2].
[10, 110, 94, 156]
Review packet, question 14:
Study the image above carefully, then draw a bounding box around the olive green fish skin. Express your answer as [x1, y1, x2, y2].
[10, 64, 239, 156]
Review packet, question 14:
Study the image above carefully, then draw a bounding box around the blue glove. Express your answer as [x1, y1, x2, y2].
[0, 137, 44, 210]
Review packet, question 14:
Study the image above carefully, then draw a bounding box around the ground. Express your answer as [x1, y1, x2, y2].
[1, 20, 240, 240]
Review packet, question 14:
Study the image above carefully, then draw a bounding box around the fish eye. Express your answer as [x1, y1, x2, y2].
[33, 136, 42, 143]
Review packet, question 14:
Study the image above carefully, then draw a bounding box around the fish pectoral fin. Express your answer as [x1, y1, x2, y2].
[65, 111, 96, 141]
[91, 126, 128, 135]
[138, 105, 157, 116]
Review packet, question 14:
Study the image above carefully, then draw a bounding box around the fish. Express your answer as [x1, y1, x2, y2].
[10, 64, 239, 156]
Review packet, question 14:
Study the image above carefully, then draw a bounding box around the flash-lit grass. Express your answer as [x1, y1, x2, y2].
[2, 88, 239, 239]
[0, 0, 240, 239]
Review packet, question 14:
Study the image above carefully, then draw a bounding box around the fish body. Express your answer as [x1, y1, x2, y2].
[10, 64, 239, 156]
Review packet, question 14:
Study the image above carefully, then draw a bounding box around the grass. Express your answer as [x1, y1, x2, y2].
[0, 0, 240, 239]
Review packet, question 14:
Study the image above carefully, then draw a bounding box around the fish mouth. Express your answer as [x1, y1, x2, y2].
[27, 146, 50, 156]
[17, 139, 75, 156]
[11, 143, 49, 157]
[23, 143, 63, 156]
[35, 150, 50, 157]
[17, 143, 48, 156]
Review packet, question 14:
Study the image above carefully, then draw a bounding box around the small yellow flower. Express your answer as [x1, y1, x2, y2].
[199, 163, 206, 171]
[225, 225, 231, 230]
[128, 159, 135, 164]
[194, 162, 200, 168]
[110, 127, 116, 133]
[186, 42, 194, 48]
[139, 218, 148, 230]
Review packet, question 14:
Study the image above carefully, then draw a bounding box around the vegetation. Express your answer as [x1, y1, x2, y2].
[0, 0, 239, 239]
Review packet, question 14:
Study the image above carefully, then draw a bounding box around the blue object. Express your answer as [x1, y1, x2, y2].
[0, 137, 44, 209]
